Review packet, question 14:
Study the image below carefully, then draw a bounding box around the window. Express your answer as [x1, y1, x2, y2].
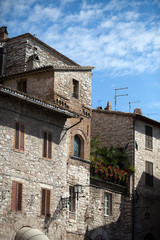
[104, 192, 112, 216]
[12, 181, 23, 212]
[43, 132, 52, 159]
[145, 161, 153, 186]
[41, 188, 51, 217]
[145, 126, 153, 149]
[74, 135, 84, 158]
[72, 79, 79, 99]
[69, 186, 75, 212]
[14, 122, 25, 152]
[18, 79, 27, 93]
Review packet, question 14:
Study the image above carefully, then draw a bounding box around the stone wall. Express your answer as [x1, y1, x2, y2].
[91, 110, 134, 163]
[0, 93, 69, 240]
[86, 178, 128, 240]
[0, 34, 78, 76]
[134, 120, 160, 240]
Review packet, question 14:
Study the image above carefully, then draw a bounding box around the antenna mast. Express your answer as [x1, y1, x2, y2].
[129, 101, 141, 113]
[115, 87, 128, 111]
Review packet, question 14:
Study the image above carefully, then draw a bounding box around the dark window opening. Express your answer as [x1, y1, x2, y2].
[72, 79, 79, 99]
[18, 79, 27, 93]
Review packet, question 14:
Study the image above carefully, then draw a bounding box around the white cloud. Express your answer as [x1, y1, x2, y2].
[1, 0, 160, 76]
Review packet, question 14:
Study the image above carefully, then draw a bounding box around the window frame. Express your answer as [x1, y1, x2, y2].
[73, 134, 84, 159]
[145, 161, 153, 187]
[18, 79, 27, 93]
[42, 131, 52, 160]
[72, 79, 79, 99]
[14, 121, 25, 152]
[41, 188, 51, 217]
[104, 192, 112, 216]
[145, 125, 153, 150]
[11, 181, 23, 212]
[69, 186, 76, 213]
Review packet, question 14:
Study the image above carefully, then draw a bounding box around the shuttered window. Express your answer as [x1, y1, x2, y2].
[12, 181, 23, 212]
[41, 188, 51, 217]
[145, 161, 153, 186]
[15, 122, 25, 152]
[145, 126, 153, 149]
[43, 132, 52, 159]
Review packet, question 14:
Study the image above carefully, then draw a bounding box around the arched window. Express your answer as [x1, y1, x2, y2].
[74, 135, 81, 157]
[74, 134, 84, 158]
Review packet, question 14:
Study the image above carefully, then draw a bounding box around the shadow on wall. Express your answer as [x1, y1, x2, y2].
[133, 172, 160, 240]
[84, 172, 160, 240]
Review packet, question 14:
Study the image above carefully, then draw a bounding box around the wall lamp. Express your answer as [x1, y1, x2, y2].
[74, 184, 83, 200]
[61, 184, 83, 209]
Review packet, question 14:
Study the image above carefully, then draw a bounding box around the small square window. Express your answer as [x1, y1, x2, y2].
[104, 192, 112, 216]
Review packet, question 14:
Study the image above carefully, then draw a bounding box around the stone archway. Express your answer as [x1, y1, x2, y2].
[90, 227, 110, 240]
[15, 226, 49, 240]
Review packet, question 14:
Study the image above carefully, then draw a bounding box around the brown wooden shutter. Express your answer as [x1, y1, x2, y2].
[46, 189, 51, 217]
[41, 188, 46, 216]
[43, 132, 47, 158]
[12, 181, 17, 211]
[15, 122, 19, 150]
[17, 183, 22, 211]
[20, 124, 24, 151]
[48, 133, 52, 159]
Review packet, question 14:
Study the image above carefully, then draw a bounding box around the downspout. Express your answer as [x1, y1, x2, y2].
[66, 117, 82, 131]
[132, 119, 136, 240]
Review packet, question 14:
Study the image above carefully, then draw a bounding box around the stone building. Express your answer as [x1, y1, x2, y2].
[0, 26, 149, 240]
[91, 106, 160, 240]
[0, 26, 94, 240]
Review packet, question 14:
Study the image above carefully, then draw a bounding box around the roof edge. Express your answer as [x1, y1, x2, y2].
[1, 32, 80, 67]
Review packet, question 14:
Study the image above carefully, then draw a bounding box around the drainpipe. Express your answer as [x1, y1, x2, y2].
[66, 117, 82, 131]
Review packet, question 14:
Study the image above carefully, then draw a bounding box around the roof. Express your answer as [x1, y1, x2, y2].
[92, 109, 160, 128]
[0, 65, 94, 80]
[0, 84, 79, 118]
[15, 227, 49, 240]
[0, 32, 79, 67]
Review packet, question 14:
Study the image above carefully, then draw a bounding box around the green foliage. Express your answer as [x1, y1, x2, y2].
[90, 137, 135, 184]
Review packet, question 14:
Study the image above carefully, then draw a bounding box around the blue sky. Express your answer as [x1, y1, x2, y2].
[1, 0, 160, 121]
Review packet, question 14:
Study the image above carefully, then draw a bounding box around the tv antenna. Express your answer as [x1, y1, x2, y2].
[98, 100, 102, 107]
[129, 101, 141, 113]
[115, 87, 128, 111]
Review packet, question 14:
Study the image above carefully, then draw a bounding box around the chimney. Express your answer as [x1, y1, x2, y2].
[97, 106, 102, 110]
[134, 108, 142, 115]
[104, 101, 112, 111]
[0, 26, 8, 40]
